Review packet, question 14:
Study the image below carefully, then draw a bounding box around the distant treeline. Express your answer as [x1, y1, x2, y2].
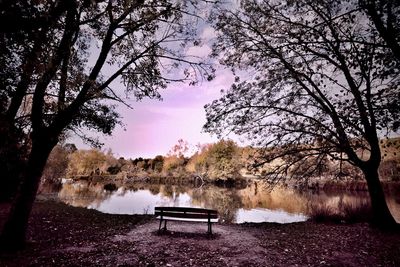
[43, 140, 248, 185]
[42, 138, 400, 186]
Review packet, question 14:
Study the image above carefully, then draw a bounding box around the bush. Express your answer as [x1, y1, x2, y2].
[186, 140, 242, 181]
[162, 156, 185, 173]
[67, 149, 120, 176]
[308, 203, 343, 223]
[341, 202, 373, 223]
[308, 200, 373, 223]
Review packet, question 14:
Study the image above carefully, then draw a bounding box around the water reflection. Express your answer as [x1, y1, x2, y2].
[56, 180, 400, 224]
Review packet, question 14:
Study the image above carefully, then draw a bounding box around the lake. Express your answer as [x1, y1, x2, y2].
[52, 179, 400, 224]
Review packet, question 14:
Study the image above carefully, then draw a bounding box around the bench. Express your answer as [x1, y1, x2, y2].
[154, 207, 218, 234]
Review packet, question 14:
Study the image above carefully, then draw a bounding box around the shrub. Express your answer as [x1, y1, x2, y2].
[308, 203, 343, 223]
[308, 200, 373, 223]
[341, 201, 373, 223]
[162, 155, 185, 172]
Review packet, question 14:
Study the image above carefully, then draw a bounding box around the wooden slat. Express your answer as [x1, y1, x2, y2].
[155, 211, 219, 219]
[154, 206, 218, 215]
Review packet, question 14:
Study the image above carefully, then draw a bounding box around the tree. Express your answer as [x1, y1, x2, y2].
[66, 149, 109, 176]
[0, 0, 214, 248]
[205, 140, 241, 180]
[151, 155, 164, 172]
[162, 139, 189, 174]
[168, 139, 189, 158]
[204, 0, 399, 227]
[41, 144, 71, 184]
[186, 143, 211, 173]
[359, 0, 400, 64]
[186, 140, 241, 180]
[162, 155, 186, 173]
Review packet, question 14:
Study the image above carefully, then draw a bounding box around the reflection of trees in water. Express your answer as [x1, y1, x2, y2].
[304, 191, 374, 218]
[147, 184, 160, 195]
[158, 184, 189, 197]
[58, 181, 112, 208]
[304, 184, 400, 222]
[160, 184, 174, 198]
[157, 184, 193, 207]
[175, 185, 188, 195]
[191, 186, 242, 223]
[238, 182, 309, 214]
[137, 183, 244, 223]
[56, 180, 400, 223]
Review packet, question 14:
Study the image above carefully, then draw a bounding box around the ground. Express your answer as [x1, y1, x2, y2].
[1, 200, 400, 266]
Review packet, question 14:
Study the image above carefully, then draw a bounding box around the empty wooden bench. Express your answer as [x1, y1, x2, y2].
[154, 207, 218, 234]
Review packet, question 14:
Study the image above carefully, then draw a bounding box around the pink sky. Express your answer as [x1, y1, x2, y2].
[69, 14, 242, 159]
[71, 22, 236, 159]
[73, 67, 234, 159]
[101, 67, 235, 159]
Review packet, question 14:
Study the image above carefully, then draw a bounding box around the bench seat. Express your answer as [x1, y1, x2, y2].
[155, 206, 218, 234]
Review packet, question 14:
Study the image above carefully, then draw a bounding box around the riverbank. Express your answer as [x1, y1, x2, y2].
[308, 180, 400, 192]
[63, 172, 250, 189]
[1, 200, 399, 266]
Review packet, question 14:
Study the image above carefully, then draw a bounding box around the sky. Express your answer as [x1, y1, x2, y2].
[71, 22, 237, 159]
[90, 67, 234, 159]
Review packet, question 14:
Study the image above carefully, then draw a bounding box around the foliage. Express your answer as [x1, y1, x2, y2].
[133, 158, 151, 171]
[0, 0, 217, 247]
[67, 149, 111, 176]
[167, 139, 189, 157]
[186, 140, 242, 180]
[41, 145, 71, 183]
[151, 155, 164, 173]
[46, 138, 399, 183]
[204, 0, 399, 226]
[1, 0, 215, 145]
[205, 140, 241, 180]
[379, 137, 400, 180]
[162, 155, 186, 173]
[186, 144, 211, 173]
[205, 0, 399, 181]
[359, 0, 400, 65]
[308, 199, 372, 223]
[0, 0, 215, 194]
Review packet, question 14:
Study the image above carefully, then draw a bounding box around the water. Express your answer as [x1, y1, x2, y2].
[54, 179, 400, 224]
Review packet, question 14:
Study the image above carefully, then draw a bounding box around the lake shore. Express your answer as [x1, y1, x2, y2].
[1, 200, 399, 266]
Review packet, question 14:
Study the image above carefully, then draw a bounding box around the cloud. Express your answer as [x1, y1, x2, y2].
[201, 26, 217, 42]
[185, 44, 212, 58]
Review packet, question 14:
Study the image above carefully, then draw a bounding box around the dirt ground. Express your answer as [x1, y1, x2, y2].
[1, 200, 400, 266]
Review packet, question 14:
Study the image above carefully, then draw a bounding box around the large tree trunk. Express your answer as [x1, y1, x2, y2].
[0, 118, 27, 201]
[0, 136, 56, 250]
[363, 166, 398, 229]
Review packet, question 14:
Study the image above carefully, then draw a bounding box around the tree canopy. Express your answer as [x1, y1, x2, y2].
[1, 0, 214, 147]
[205, 0, 399, 179]
[204, 0, 399, 226]
[0, 0, 216, 249]
[360, 0, 400, 64]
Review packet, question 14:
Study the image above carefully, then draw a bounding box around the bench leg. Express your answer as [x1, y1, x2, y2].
[208, 222, 212, 235]
[163, 219, 167, 231]
[159, 219, 163, 231]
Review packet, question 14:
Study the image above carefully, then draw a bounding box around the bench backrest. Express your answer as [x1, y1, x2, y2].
[154, 207, 218, 219]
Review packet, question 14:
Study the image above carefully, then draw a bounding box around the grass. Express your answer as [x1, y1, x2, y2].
[308, 200, 373, 223]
